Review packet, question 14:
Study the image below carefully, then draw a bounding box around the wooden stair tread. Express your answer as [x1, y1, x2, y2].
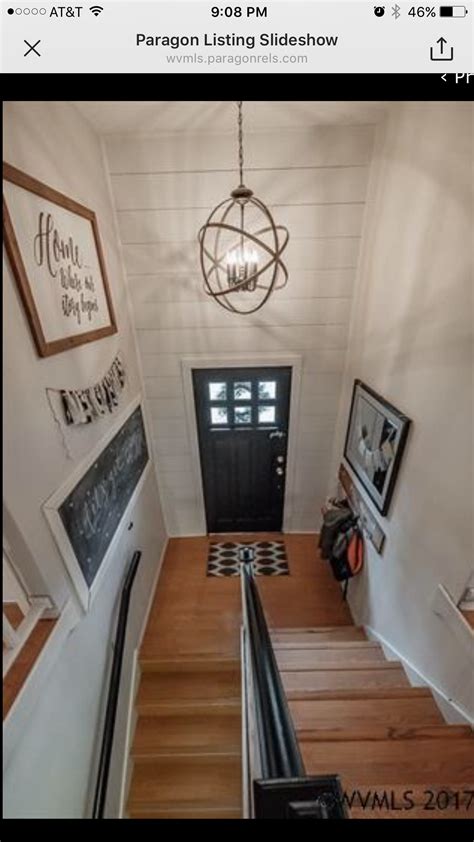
[128, 754, 241, 808]
[275, 648, 387, 670]
[137, 670, 240, 704]
[296, 725, 472, 742]
[132, 712, 241, 753]
[272, 640, 380, 650]
[270, 626, 365, 634]
[289, 695, 444, 728]
[272, 633, 367, 644]
[274, 640, 386, 669]
[139, 657, 240, 673]
[302, 738, 474, 784]
[133, 746, 241, 759]
[286, 687, 433, 702]
[280, 660, 396, 672]
[281, 667, 409, 694]
[129, 804, 242, 819]
[137, 698, 241, 716]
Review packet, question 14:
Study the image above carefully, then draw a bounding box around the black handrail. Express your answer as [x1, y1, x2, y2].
[241, 561, 305, 779]
[92, 550, 142, 819]
[242, 557, 347, 819]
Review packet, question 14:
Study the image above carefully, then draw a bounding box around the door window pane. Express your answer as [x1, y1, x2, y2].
[258, 381, 276, 400]
[234, 406, 252, 425]
[258, 405, 276, 424]
[209, 382, 227, 401]
[210, 407, 228, 425]
[234, 382, 252, 401]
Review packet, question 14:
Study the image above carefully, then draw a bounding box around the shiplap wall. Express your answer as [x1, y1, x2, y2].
[104, 125, 375, 535]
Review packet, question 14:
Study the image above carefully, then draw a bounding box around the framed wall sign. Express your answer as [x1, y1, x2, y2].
[3, 162, 117, 357]
[43, 397, 150, 610]
[343, 379, 411, 516]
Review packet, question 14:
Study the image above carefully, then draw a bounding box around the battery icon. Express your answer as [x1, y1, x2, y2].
[439, 5, 468, 15]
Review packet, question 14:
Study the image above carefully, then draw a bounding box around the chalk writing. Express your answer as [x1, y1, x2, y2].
[81, 429, 143, 539]
[58, 406, 148, 587]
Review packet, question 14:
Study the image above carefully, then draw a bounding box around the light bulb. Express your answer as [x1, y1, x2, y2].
[226, 250, 238, 285]
[226, 246, 259, 290]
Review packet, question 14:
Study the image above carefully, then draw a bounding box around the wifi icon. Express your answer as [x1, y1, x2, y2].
[89, 5, 103, 15]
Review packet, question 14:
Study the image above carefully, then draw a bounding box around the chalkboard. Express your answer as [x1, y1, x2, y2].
[58, 405, 148, 587]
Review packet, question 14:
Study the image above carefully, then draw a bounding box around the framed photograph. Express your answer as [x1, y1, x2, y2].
[43, 397, 150, 610]
[3, 162, 117, 357]
[343, 380, 411, 516]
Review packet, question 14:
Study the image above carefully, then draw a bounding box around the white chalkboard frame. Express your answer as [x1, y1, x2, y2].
[43, 394, 151, 611]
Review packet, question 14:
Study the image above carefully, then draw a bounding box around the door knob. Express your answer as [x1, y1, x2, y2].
[277, 456, 285, 463]
[276, 467, 284, 476]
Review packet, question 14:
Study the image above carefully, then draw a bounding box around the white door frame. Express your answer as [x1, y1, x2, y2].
[181, 353, 303, 535]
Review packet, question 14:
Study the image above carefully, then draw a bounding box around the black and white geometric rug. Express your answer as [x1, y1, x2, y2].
[207, 540, 289, 577]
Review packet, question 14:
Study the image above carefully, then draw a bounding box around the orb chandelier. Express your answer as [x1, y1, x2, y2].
[198, 101, 289, 314]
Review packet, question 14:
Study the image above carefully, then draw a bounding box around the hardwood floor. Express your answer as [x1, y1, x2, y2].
[461, 609, 474, 629]
[3, 602, 24, 630]
[141, 533, 352, 661]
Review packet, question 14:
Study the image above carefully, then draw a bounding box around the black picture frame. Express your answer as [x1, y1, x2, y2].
[343, 380, 411, 516]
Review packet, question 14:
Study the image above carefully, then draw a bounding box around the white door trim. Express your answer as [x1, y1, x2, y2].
[181, 353, 303, 535]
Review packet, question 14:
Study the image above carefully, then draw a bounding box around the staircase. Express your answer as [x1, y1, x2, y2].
[271, 625, 474, 819]
[125, 597, 472, 819]
[127, 656, 242, 818]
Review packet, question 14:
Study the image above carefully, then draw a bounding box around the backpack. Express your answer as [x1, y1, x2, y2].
[318, 505, 353, 560]
[329, 522, 364, 600]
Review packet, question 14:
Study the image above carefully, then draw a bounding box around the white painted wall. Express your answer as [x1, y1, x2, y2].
[3, 102, 167, 817]
[330, 102, 474, 718]
[3, 550, 29, 613]
[103, 122, 375, 534]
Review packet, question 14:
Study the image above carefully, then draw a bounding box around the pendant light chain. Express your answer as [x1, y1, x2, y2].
[237, 100, 244, 186]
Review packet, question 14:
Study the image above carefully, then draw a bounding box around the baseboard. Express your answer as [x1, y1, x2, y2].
[167, 531, 205, 538]
[118, 649, 139, 818]
[285, 530, 319, 535]
[364, 624, 474, 726]
[138, 538, 168, 648]
[166, 531, 320, 538]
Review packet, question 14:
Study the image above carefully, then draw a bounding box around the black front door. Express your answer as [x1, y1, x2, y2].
[193, 367, 292, 533]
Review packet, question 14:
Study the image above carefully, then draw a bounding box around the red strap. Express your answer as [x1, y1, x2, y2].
[348, 531, 364, 574]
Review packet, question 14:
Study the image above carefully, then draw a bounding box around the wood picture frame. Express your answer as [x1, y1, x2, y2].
[3, 162, 117, 357]
[343, 379, 411, 516]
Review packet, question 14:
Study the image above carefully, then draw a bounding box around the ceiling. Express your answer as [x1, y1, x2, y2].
[72, 101, 387, 135]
